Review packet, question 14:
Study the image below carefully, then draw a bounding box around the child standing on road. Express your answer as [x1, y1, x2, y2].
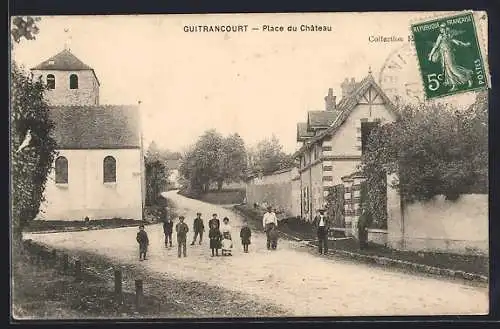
[176, 216, 189, 258]
[136, 224, 149, 261]
[240, 221, 251, 253]
[208, 222, 222, 257]
[220, 217, 233, 256]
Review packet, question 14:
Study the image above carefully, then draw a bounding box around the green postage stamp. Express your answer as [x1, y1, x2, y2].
[411, 12, 487, 99]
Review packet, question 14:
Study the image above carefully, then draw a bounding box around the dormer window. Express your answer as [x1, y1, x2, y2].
[48, 60, 55, 65]
[46, 74, 55, 89]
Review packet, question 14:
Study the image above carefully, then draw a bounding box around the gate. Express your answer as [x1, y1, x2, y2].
[326, 184, 345, 230]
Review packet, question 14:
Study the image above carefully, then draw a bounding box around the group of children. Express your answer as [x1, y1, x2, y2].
[135, 213, 252, 261]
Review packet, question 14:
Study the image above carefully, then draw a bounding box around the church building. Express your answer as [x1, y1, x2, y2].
[31, 49, 145, 221]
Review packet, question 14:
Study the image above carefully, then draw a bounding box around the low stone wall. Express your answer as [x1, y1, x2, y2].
[387, 184, 488, 256]
[246, 182, 299, 217]
[367, 229, 388, 246]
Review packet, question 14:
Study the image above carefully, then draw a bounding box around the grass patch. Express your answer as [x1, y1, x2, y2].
[234, 204, 488, 277]
[12, 240, 289, 319]
[179, 188, 245, 205]
[11, 247, 179, 320]
[23, 218, 149, 234]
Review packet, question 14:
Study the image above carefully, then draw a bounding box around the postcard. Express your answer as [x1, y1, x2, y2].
[10, 12, 489, 319]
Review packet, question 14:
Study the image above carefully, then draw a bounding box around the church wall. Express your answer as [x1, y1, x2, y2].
[31, 70, 99, 106]
[36, 148, 143, 221]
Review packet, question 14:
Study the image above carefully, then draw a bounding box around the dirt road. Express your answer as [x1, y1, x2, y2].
[26, 191, 489, 317]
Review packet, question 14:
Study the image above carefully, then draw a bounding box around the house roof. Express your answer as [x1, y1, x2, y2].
[307, 110, 338, 130]
[31, 49, 101, 86]
[165, 159, 181, 170]
[294, 74, 398, 158]
[49, 105, 140, 149]
[297, 122, 314, 141]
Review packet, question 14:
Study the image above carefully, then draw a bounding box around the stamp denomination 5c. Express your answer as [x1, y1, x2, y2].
[411, 12, 487, 100]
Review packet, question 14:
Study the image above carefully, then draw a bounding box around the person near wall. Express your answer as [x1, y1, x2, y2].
[358, 210, 370, 250]
[191, 212, 205, 245]
[262, 206, 278, 250]
[313, 209, 329, 255]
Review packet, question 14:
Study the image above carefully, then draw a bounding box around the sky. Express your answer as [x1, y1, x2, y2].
[11, 12, 487, 153]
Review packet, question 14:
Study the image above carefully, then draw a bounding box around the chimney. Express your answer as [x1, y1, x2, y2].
[324, 88, 336, 112]
[341, 78, 350, 98]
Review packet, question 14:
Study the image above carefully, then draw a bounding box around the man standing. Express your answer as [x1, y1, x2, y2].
[262, 206, 278, 250]
[191, 212, 205, 245]
[176, 216, 189, 258]
[163, 212, 174, 248]
[208, 213, 220, 230]
[313, 209, 329, 255]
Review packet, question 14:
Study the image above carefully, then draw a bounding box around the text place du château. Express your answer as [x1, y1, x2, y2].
[183, 24, 332, 33]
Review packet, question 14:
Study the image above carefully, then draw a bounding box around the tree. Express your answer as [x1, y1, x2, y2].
[250, 135, 295, 175]
[10, 16, 41, 47]
[11, 17, 58, 241]
[216, 133, 247, 190]
[144, 141, 170, 206]
[360, 98, 488, 227]
[179, 129, 249, 194]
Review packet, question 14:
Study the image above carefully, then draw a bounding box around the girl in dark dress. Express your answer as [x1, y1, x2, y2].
[208, 222, 222, 257]
[240, 221, 251, 253]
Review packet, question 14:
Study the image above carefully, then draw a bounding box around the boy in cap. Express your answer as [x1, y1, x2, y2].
[191, 212, 205, 245]
[136, 224, 149, 261]
[176, 216, 189, 258]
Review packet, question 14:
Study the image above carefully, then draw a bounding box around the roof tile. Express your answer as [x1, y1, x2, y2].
[49, 105, 140, 149]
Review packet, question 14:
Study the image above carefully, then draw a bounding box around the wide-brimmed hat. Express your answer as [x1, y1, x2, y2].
[318, 208, 325, 213]
[223, 217, 229, 222]
[266, 206, 273, 210]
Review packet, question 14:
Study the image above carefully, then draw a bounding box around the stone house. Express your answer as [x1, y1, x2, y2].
[31, 49, 145, 221]
[294, 72, 398, 224]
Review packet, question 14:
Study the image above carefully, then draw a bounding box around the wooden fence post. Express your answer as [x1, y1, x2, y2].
[62, 254, 69, 273]
[51, 249, 57, 266]
[135, 279, 143, 311]
[75, 260, 82, 281]
[114, 269, 123, 303]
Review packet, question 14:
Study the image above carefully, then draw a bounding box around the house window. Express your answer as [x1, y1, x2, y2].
[55, 156, 68, 184]
[322, 146, 332, 152]
[103, 156, 117, 183]
[361, 121, 379, 154]
[323, 165, 333, 171]
[69, 74, 79, 89]
[46, 74, 55, 89]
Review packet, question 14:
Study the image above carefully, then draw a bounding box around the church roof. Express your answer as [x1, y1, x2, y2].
[294, 74, 398, 158]
[297, 122, 314, 141]
[307, 111, 338, 130]
[31, 49, 100, 85]
[49, 105, 141, 149]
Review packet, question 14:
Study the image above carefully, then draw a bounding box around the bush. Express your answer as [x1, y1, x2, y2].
[11, 63, 57, 240]
[361, 98, 488, 205]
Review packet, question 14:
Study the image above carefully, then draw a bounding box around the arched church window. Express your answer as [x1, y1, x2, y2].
[103, 156, 117, 183]
[55, 156, 68, 184]
[69, 74, 78, 89]
[47, 74, 55, 89]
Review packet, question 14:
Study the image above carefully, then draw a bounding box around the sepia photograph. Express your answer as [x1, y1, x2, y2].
[10, 11, 489, 319]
